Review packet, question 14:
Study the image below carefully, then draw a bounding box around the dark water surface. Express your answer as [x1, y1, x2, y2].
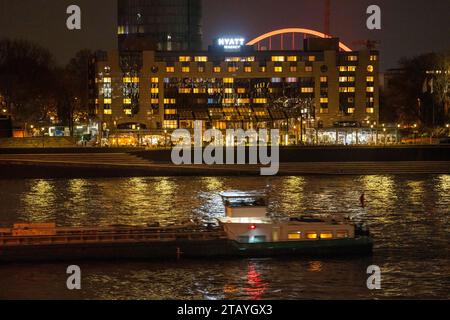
[0, 175, 448, 300]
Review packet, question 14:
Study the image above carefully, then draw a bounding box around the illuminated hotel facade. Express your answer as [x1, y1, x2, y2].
[94, 37, 380, 146]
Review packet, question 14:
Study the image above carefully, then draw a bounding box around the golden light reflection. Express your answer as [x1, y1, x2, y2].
[438, 175, 450, 193]
[405, 180, 425, 204]
[22, 180, 57, 222]
[361, 175, 396, 223]
[279, 176, 306, 213]
[307, 261, 323, 273]
[201, 177, 224, 192]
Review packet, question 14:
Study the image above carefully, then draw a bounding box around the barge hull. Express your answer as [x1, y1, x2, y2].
[0, 237, 372, 262]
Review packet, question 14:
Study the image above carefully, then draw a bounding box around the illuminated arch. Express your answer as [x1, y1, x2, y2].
[247, 28, 352, 52]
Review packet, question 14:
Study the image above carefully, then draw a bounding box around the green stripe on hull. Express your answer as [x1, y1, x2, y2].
[231, 237, 373, 257]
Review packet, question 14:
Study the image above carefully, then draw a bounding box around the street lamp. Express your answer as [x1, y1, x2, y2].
[164, 129, 168, 148]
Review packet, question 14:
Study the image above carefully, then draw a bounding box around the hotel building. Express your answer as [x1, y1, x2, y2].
[94, 37, 380, 146]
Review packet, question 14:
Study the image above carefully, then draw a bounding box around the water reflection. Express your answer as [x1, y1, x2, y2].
[244, 263, 269, 300]
[0, 175, 449, 299]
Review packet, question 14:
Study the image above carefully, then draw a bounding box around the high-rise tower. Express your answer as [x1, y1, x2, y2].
[117, 0, 203, 52]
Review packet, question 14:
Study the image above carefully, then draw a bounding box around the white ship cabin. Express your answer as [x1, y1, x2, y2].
[218, 192, 355, 244]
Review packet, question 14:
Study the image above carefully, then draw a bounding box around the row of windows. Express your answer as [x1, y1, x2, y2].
[287, 231, 349, 240]
[105, 89, 375, 105]
[178, 55, 318, 63]
[102, 106, 376, 116]
[319, 106, 375, 114]
[117, 65, 375, 76]
[105, 75, 375, 85]
[166, 65, 315, 73]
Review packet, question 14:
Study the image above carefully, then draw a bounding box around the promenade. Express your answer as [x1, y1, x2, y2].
[0, 151, 449, 178]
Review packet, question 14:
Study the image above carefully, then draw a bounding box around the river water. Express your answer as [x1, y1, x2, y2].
[0, 175, 448, 300]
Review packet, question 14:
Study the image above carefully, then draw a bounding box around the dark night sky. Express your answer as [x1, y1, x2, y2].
[0, 0, 449, 70]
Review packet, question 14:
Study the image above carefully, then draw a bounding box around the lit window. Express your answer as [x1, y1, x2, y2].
[367, 87, 375, 93]
[193, 88, 206, 94]
[320, 232, 334, 239]
[306, 232, 318, 240]
[286, 77, 297, 83]
[179, 88, 191, 94]
[103, 108, 112, 115]
[166, 66, 175, 73]
[123, 77, 131, 83]
[182, 67, 190, 73]
[305, 66, 313, 72]
[339, 76, 348, 82]
[370, 55, 378, 61]
[320, 97, 329, 103]
[164, 98, 176, 104]
[301, 87, 314, 93]
[366, 76, 374, 82]
[223, 98, 235, 104]
[123, 98, 131, 104]
[347, 108, 355, 114]
[289, 66, 297, 72]
[213, 66, 221, 73]
[151, 88, 159, 94]
[347, 56, 358, 61]
[348, 66, 357, 72]
[237, 88, 246, 94]
[320, 76, 328, 83]
[194, 56, 208, 62]
[164, 109, 177, 115]
[253, 98, 267, 104]
[151, 77, 159, 83]
[348, 76, 355, 82]
[163, 120, 178, 129]
[244, 66, 252, 73]
[367, 65, 374, 72]
[151, 99, 159, 104]
[320, 108, 329, 114]
[228, 66, 238, 72]
[308, 56, 316, 62]
[132, 77, 139, 83]
[339, 66, 348, 72]
[179, 56, 191, 62]
[223, 77, 234, 84]
[288, 233, 301, 240]
[224, 88, 234, 94]
[274, 66, 283, 73]
[348, 87, 356, 93]
[103, 77, 111, 83]
[124, 109, 132, 115]
[260, 66, 267, 72]
[287, 56, 298, 62]
[272, 56, 285, 62]
[366, 108, 375, 114]
[237, 98, 250, 104]
[104, 98, 112, 104]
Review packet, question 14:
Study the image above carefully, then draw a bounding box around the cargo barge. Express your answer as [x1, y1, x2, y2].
[0, 192, 373, 262]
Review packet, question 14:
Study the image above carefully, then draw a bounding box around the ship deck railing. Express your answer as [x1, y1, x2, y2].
[0, 228, 228, 247]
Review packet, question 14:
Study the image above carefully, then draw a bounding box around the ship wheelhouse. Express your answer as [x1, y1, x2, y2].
[218, 191, 355, 244]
